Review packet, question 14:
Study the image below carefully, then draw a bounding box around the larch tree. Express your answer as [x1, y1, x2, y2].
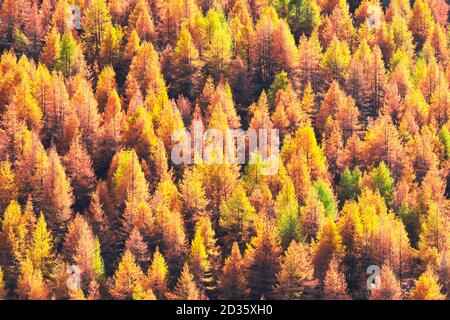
[107, 149, 149, 208]
[180, 167, 209, 231]
[70, 76, 101, 155]
[219, 186, 257, 251]
[319, 0, 354, 47]
[320, 37, 351, 86]
[169, 26, 204, 100]
[129, 0, 155, 43]
[188, 230, 212, 291]
[312, 218, 345, 281]
[96, 66, 118, 112]
[109, 250, 144, 300]
[272, 19, 299, 79]
[38, 147, 73, 238]
[229, 0, 254, 72]
[124, 228, 149, 268]
[323, 257, 349, 300]
[2, 201, 27, 277]
[16, 257, 49, 300]
[57, 32, 84, 77]
[409, 0, 434, 47]
[203, 9, 233, 80]
[243, 222, 282, 299]
[418, 201, 448, 269]
[63, 132, 96, 211]
[145, 247, 169, 300]
[0, 160, 18, 217]
[126, 42, 165, 97]
[24, 0, 44, 55]
[29, 213, 54, 278]
[274, 179, 301, 249]
[281, 124, 329, 182]
[82, 0, 112, 65]
[217, 242, 248, 300]
[99, 23, 124, 69]
[275, 241, 315, 299]
[154, 204, 187, 274]
[167, 263, 201, 300]
[300, 188, 326, 242]
[51, 0, 70, 35]
[298, 31, 323, 91]
[410, 266, 445, 300]
[122, 192, 154, 240]
[370, 263, 402, 300]
[251, 6, 280, 90]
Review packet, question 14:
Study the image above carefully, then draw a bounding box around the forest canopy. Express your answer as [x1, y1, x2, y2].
[0, 0, 448, 300]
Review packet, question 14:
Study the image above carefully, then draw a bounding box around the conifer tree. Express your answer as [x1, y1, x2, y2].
[170, 26, 204, 100]
[167, 263, 201, 300]
[124, 228, 149, 267]
[243, 222, 282, 299]
[323, 257, 349, 300]
[313, 218, 345, 281]
[219, 186, 257, 250]
[38, 147, 73, 237]
[16, 257, 49, 300]
[275, 241, 315, 299]
[218, 242, 248, 300]
[0, 160, 18, 217]
[275, 180, 301, 249]
[30, 213, 54, 277]
[370, 263, 402, 300]
[145, 248, 169, 299]
[109, 250, 144, 300]
[320, 37, 351, 85]
[82, 0, 112, 64]
[301, 188, 326, 241]
[410, 266, 445, 300]
[298, 32, 323, 90]
[63, 132, 96, 210]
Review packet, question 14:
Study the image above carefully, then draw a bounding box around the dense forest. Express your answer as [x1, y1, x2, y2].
[0, 0, 448, 300]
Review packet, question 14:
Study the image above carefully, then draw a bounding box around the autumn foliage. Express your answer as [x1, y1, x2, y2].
[0, 0, 448, 301]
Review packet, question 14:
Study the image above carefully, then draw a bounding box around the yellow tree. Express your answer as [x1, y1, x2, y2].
[410, 266, 445, 300]
[40, 28, 61, 70]
[29, 213, 54, 277]
[145, 247, 169, 299]
[167, 263, 201, 300]
[320, 37, 351, 85]
[109, 250, 144, 300]
[219, 186, 257, 250]
[203, 9, 233, 80]
[16, 257, 49, 300]
[312, 218, 345, 281]
[275, 241, 315, 299]
[0, 160, 17, 216]
[38, 147, 73, 236]
[82, 0, 112, 64]
[298, 32, 323, 91]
